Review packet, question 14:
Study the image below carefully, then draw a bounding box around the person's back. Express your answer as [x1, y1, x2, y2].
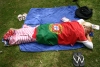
[58, 21, 87, 46]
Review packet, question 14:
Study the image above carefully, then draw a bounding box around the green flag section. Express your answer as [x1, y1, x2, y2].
[36, 24, 58, 45]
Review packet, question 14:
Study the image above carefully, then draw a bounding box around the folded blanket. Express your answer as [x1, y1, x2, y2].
[19, 6, 85, 52]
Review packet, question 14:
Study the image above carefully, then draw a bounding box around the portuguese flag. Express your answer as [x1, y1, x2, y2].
[36, 21, 86, 46]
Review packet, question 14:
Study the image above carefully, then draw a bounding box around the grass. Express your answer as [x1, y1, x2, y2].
[0, 0, 100, 67]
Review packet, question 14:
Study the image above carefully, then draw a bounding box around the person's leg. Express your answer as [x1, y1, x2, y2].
[8, 27, 36, 45]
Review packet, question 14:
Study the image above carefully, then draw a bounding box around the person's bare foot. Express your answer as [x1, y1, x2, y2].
[3, 29, 15, 40]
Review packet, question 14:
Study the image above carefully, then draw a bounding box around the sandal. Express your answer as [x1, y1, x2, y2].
[22, 13, 27, 20]
[78, 52, 85, 67]
[17, 14, 23, 21]
[73, 52, 80, 67]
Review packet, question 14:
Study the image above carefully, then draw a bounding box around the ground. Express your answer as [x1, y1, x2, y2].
[0, 0, 100, 67]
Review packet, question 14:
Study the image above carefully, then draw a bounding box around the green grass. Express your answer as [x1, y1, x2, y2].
[0, 0, 100, 67]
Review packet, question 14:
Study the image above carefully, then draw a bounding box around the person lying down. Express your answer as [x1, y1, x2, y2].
[2, 17, 99, 49]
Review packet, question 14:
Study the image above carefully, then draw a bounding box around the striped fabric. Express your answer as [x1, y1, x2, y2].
[9, 25, 36, 45]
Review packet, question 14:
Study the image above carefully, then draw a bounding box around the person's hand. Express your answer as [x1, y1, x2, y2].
[61, 17, 70, 22]
[86, 34, 92, 42]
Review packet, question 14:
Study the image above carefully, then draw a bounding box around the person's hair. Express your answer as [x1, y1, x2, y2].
[82, 22, 93, 34]
[82, 22, 92, 28]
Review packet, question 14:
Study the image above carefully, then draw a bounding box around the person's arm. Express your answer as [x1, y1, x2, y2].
[81, 40, 93, 49]
[77, 34, 93, 49]
[61, 17, 85, 23]
[77, 40, 93, 49]
[77, 19, 85, 24]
